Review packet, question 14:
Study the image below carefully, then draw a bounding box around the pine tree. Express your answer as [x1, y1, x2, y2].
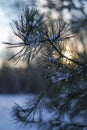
[3, 7, 87, 130]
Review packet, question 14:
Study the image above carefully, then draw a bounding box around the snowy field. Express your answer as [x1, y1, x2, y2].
[0, 95, 37, 130]
[0, 93, 87, 130]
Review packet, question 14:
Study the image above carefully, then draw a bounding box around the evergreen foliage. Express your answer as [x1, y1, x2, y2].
[3, 7, 87, 130]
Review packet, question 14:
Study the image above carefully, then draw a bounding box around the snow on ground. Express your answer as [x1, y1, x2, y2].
[0, 93, 86, 130]
[0, 94, 36, 130]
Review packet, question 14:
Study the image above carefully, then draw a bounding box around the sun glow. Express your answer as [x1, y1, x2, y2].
[64, 51, 72, 59]
[63, 51, 72, 64]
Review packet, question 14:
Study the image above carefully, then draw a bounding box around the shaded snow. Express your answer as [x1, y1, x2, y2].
[0, 94, 87, 130]
[0, 95, 36, 130]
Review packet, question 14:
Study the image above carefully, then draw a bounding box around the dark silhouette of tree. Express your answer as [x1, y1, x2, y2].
[3, 4, 87, 130]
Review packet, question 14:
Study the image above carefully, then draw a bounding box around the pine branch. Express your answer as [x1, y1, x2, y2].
[11, 94, 43, 125]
